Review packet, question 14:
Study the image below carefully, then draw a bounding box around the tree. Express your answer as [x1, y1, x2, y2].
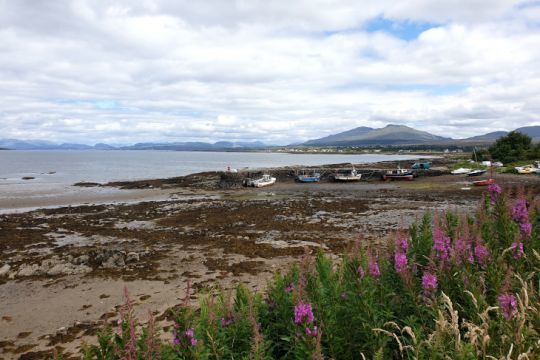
[488, 131, 533, 164]
[472, 148, 489, 162]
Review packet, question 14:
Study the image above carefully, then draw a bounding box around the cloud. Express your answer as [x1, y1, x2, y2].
[0, 0, 539, 145]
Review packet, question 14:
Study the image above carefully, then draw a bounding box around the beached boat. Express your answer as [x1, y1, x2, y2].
[411, 161, 431, 170]
[467, 169, 487, 177]
[251, 174, 276, 188]
[473, 179, 496, 186]
[451, 167, 472, 175]
[515, 165, 535, 174]
[383, 167, 414, 181]
[333, 167, 362, 182]
[296, 172, 321, 183]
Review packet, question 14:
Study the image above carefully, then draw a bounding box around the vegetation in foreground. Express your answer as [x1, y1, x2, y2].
[81, 186, 539, 359]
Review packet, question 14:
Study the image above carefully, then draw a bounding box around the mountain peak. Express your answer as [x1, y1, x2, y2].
[304, 124, 448, 146]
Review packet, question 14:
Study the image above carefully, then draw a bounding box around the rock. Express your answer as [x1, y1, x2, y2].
[0, 264, 10, 277]
[47, 263, 91, 276]
[126, 252, 139, 263]
[73, 255, 89, 265]
[17, 264, 43, 277]
[101, 252, 125, 268]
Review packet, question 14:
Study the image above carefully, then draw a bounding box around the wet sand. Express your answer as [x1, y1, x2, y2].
[1, 167, 539, 359]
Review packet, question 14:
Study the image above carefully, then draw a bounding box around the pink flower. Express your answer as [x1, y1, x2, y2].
[185, 328, 194, 338]
[488, 183, 502, 203]
[433, 228, 451, 262]
[474, 244, 490, 265]
[498, 293, 518, 320]
[305, 326, 318, 337]
[285, 283, 295, 293]
[396, 237, 409, 253]
[511, 199, 529, 224]
[190, 338, 198, 347]
[368, 260, 381, 278]
[454, 238, 473, 265]
[294, 301, 314, 325]
[220, 314, 235, 327]
[511, 242, 524, 259]
[520, 222, 532, 238]
[172, 330, 180, 345]
[394, 252, 408, 273]
[422, 272, 437, 291]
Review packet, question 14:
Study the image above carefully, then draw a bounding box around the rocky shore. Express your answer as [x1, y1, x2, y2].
[1, 159, 539, 359]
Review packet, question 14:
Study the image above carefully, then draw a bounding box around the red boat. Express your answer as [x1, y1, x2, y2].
[473, 178, 496, 186]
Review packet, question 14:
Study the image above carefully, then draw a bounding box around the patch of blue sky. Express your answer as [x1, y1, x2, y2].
[320, 16, 439, 41]
[365, 16, 439, 41]
[54, 98, 117, 108]
[385, 83, 467, 95]
[172, 110, 204, 118]
[516, 0, 540, 9]
[332, 82, 466, 95]
[93, 100, 118, 109]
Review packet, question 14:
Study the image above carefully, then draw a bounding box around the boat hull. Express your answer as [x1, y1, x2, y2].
[254, 179, 276, 188]
[473, 179, 495, 186]
[451, 168, 472, 175]
[383, 174, 414, 181]
[333, 175, 362, 182]
[467, 170, 486, 177]
[297, 176, 320, 183]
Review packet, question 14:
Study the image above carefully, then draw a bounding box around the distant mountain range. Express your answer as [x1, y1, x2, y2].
[0, 139, 267, 151]
[303, 124, 540, 146]
[2, 124, 539, 150]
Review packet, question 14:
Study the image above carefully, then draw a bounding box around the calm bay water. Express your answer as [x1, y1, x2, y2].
[0, 151, 424, 207]
[0, 150, 424, 184]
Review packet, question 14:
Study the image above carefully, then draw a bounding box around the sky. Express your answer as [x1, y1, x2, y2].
[1, 0, 540, 145]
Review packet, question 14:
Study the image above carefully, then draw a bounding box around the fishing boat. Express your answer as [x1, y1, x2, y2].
[251, 174, 276, 188]
[473, 178, 496, 186]
[411, 161, 431, 170]
[333, 167, 362, 182]
[467, 169, 487, 177]
[296, 172, 321, 183]
[382, 167, 414, 181]
[451, 167, 472, 175]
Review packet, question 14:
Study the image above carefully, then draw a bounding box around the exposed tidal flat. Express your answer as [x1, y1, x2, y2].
[0, 154, 539, 358]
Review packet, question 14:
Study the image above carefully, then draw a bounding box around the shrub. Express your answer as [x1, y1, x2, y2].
[83, 187, 540, 359]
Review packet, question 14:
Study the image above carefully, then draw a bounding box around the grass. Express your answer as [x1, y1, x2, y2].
[78, 186, 539, 359]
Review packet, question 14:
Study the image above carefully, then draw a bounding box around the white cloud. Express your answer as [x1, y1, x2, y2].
[0, 0, 539, 144]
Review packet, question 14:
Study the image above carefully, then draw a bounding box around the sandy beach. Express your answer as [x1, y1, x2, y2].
[1, 163, 539, 359]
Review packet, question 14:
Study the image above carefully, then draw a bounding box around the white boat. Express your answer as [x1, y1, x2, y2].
[451, 168, 472, 175]
[251, 174, 276, 188]
[333, 167, 362, 182]
[467, 169, 487, 177]
[515, 165, 535, 174]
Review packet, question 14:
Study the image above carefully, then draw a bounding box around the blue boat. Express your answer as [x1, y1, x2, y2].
[296, 172, 321, 183]
[411, 161, 431, 170]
